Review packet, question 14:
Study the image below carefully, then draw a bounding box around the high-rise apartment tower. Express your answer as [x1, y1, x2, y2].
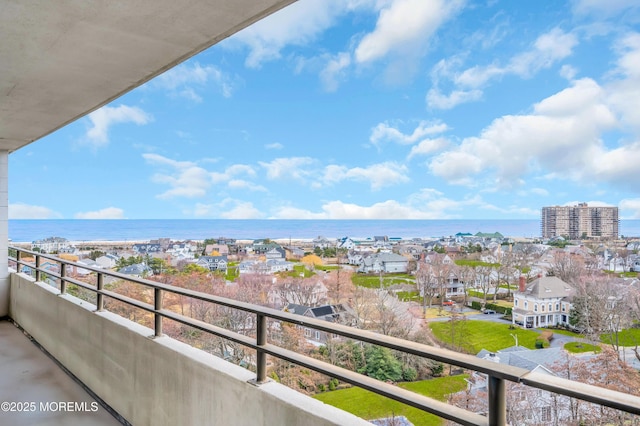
[541, 203, 618, 239]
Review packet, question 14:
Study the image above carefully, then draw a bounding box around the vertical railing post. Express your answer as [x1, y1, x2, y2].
[154, 287, 163, 337]
[488, 375, 506, 426]
[96, 272, 104, 311]
[16, 250, 21, 273]
[256, 313, 267, 383]
[60, 263, 66, 294]
[35, 254, 41, 282]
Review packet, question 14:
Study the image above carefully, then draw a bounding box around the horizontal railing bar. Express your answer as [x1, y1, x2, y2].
[522, 371, 640, 415]
[261, 342, 489, 426]
[10, 247, 640, 420]
[158, 309, 256, 348]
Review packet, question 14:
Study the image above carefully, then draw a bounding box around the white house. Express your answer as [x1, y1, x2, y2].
[96, 254, 120, 269]
[358, 252, 408, 273]
[512, 276, 575, 329]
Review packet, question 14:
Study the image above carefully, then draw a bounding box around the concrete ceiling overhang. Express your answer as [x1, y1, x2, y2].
[0, 0, 296, 152]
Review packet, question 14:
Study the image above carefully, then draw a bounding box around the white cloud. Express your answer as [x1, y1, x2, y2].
[259, 157, 316, 181]
[74, 207, 125, 219]
[322, 162, 410, 190]
[220, 200, 264, 219]
[573, 0, 639, 16]
[192, 200, 264, 219]
[143, 153, 212, 199]
[607, 33, 640, 132]
[563, 200, 615, 207]
[355, 0, 463, 64]
[271, 189, 487, 219]
[620, 198, 640, 218]
[86, 105, 151, 147]
[426, 88, 483, 110]
[430, 28, 578, 109]
[231, 0, 358, 68]
[9, 203, 61, 219]
[407, 137, 450, 159]
[429, 78, 624, 188]
[227, 179, 267, 192]
[265, 143, 284, 150]
[370, 121, 448, 146]
[320, 52, 351, 92]
[155, 62, 236, 101]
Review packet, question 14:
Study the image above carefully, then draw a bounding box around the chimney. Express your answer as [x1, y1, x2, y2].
[519, 276, 526, 292]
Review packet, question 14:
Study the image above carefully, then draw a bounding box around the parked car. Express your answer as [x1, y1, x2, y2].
[442, 300, 455, 306]
[484, 309, 496, 314]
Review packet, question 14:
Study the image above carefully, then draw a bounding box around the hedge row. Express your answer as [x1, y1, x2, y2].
[470, 301, 512, 315]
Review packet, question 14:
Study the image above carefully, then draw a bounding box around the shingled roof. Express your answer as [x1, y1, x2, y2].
[524, 276, 575, 299]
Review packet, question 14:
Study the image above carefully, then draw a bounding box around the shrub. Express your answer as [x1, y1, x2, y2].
[317, 383, 326, 392]
[431, 363, 444, 377]
[328, 378, 338, 391]
[402, 367, 418, 382]
[540, 330, 553, 341]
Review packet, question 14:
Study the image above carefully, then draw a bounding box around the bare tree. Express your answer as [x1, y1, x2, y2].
[416, 260, 438, 315]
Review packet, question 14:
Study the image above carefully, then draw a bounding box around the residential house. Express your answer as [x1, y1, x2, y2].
[252, 241, 282, 255]
[337, 237, 356, 250]
[284, 246, 305, 260]
[312, 236, 332, 250]
[373, 235, 392, 250]
[268, 280, 328, 308]
[458, 346, 571, 425]
[238, 259, 293, 275]
[512, 276, 575, 329]
[196, 255, 228, 273]
[397, 244, 424, 261]
[132, 243, 162, 254]
[358, 252, 409, 274]
[265, 247, 286, 259]
[75, 258, 100, 276]
[118, 263, 152, 278]
[284, 303, 355, 345]
[96, 254, 120, 269]
[265, 259, 294, 273]
[31, 236, 71, 253]
[204, 244, 229, 256]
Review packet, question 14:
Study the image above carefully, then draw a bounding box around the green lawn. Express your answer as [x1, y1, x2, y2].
[542, 328, 582, 337]
[430, 320, 541, 353]
[600, 328, 640, 346]
[352, 273, 415, 288]
[564, 342, 601, 353]
[314, 376, 468, 426]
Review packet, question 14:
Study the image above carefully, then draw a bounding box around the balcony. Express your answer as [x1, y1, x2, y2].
[5, 248, 640, 425]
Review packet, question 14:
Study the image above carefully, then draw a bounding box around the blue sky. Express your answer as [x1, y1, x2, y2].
[9, 0, 640, 220]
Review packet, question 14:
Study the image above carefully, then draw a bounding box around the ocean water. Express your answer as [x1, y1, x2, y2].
[8, 219, 640, 242]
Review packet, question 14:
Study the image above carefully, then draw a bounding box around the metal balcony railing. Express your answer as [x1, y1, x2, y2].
[9, 247, 640, 426]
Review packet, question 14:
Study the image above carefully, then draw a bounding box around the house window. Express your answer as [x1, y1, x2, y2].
[315, 331, 320, 340]
[540, 406, 552, 422]
[524, 301, 528, 309]
[555, 303, 559, 311]
[548, 303, 552, 312]
[562, 304, 566, 312]
[514, 299, 519, 307]
[534, 304, 538, 312]
[541, 304, 545, 312]
[304, 328, 311, 337]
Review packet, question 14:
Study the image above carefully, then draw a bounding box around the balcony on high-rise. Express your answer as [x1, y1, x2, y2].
[1, 2, 640, 425]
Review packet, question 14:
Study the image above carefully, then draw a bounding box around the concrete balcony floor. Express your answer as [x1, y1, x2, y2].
[0, 320, 122, 425]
